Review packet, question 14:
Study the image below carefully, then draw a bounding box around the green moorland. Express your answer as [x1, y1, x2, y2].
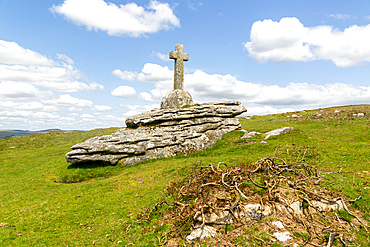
[0, 105, 369, 246]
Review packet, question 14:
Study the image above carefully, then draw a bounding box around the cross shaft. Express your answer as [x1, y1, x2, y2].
[169, 44, 189, 90]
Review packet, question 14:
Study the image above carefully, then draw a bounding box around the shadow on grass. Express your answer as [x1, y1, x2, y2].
[56, 161, 120, 183]
[67, 161, 117, 169]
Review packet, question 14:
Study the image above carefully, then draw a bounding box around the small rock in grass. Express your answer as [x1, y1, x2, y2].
[241, 131, 260, 139]
[272, 221, 284, 229]
[264, 127, 294, 140]
[186, 226, 217, 241]
[273, 231, 292, 242]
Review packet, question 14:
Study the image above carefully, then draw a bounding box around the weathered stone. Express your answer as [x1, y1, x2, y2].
[311, 199, 345, 212]
[170, 44, 188, 91]
[194, 204, 271, 225]
[186, 226, 216, 241]
[241, 131, 260, 138]
[65, 104, 246, 165]
[264, 127, 294, 140]
[161, 44, 191, 109]
[126, 103, 247, 128]
[160, 89, 193, 109]
[273, 231, 292, 242]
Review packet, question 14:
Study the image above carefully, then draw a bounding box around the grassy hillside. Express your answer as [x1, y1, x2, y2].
[0, 129, 75, 140]
[0, 105, 369, 246]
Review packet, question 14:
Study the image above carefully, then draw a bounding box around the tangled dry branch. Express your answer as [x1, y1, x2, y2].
[139, 156, 368, 246]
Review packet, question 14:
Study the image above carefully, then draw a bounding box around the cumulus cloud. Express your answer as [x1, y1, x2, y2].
[112, 69, 137, 81]
[120, 103, 159, 116]
[93, 105, 112, 111]
[123, 63, 370, 114]
[0, 81, 54, 101]
[244, 17, 370, 67]
[111, 85, 137, 98]
[50, 0, 180, 37]
[329, 14, 354, 20]
[137, 63, 173, 82]
[0, 40, 104, 92]
[0, 101, 43, 111]
[44, 94, 94, 107]
[0, 39, 111, 130]
[57, 53, 74, 64]
[113, 63, 172, 83]
[152, 51, 170, 61]
[0, 64, 104, 93]
[0, 40, 57, 66]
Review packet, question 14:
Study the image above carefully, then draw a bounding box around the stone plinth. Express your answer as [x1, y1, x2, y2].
[160, 89, 193, 109]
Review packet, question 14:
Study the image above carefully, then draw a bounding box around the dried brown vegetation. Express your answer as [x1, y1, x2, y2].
[139, 150, 368, 246]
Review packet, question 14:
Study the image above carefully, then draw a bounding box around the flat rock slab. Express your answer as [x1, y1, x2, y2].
[264, 127, 294, 139]
[66, 103, 247, 165]
[126, 101, 246, 128]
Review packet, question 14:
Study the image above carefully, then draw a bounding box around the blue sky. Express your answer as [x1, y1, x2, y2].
[1, 0, 370, 130]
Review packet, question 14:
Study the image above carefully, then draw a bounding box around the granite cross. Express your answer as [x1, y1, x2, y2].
[169, 44, 189, 90]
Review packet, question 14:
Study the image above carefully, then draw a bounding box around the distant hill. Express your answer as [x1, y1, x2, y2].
[0, 129, 77, 140]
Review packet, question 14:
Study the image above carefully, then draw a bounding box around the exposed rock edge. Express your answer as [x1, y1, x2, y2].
[65, 102, 247, 165]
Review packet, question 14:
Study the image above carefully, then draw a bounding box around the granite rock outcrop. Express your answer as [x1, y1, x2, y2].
[65, 102, 247, 165]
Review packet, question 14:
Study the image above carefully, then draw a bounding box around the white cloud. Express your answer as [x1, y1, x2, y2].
[80, 113, 95, 118]
[69, 106, 83, 112]
[152, 51, 170, 61]
[244, 17, 370, 67]
[0, 64, 104, 92]
[188, 1, 203, 11]
[329, 14, 353, 20]
[0, 81, 54, 101]
[120, 103, 159, 112]
[0, 40, 111, 130]
[138, 91, 157, 101]
[0, 40, 57, 66]
[246, 106, 296, 116]
[126, 63, 370, 113]
[0, 40, 104, 93]
[0, 101, 44, 111]
[112, 69, 137, 81]
[0, 110, 33, 118]
[57, 53, 74, 64]
[50, 0, 180, 37]
[137, 63, 173, 82]
[33, 112, 60, 119]
[44, 94, 94, 107]
[113, 63, 172, 83]
[93, 105, 112, 111]
[120, 103, 159, 116]
[111, 85, 137, 98]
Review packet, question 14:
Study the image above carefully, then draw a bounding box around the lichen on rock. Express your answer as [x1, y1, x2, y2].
[160, 89, 193, 109]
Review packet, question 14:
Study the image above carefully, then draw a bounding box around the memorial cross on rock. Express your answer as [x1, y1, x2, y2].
[169, 44, 189, 90]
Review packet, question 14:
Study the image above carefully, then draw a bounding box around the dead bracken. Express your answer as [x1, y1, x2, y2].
[139, 151, 368, 246]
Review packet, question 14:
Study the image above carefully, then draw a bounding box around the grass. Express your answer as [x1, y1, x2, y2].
[0, 104, 370, 246]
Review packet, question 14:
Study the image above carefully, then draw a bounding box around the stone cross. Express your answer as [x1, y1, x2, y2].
[169, 44, 189, 90]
